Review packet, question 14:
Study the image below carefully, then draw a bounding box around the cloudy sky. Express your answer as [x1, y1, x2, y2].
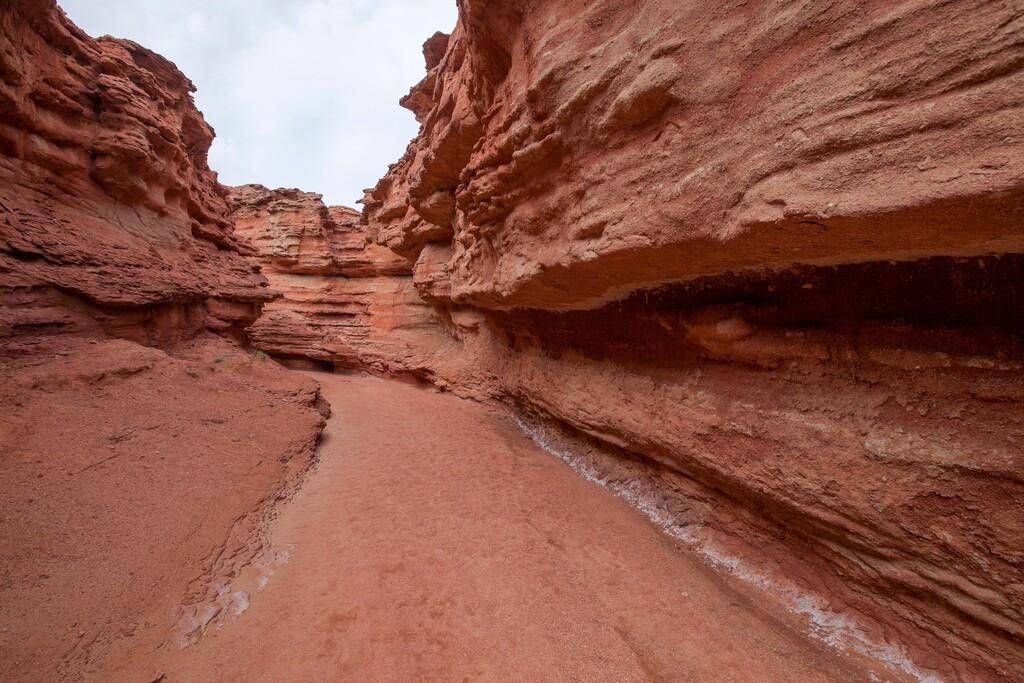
[59, 0, 457, 206]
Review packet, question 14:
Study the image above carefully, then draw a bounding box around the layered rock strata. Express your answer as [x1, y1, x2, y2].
[355, 2, 1024, 680]
[0, 6, 327, 682]
[3, 0, 1022, 680]
[0, 0, 273, 351]
[368, 0, 1024, 310]
[229, 184, 456, 378]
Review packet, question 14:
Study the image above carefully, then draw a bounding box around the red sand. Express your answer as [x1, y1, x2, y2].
[112, 372, 909, 682]
[0, 338, 326, 682]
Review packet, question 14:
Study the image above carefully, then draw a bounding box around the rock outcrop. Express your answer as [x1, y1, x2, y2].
[0, 6, 327, 682]
[0, 0, 273, 352]
[368, 0, 1023, 311]
[229, 184, 458, 378]
[357, 2, 1024, 680]
[4, 0, 1023, 680]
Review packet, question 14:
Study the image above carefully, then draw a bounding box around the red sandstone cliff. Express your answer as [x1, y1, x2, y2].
[353, 2, 1024, 680]
[0, 0, 273, 351]
[228, 184, 458, 377]
[4, 0, 1023, 680]
[0, 5, 325, 680]
[368, 0, 1024, 310]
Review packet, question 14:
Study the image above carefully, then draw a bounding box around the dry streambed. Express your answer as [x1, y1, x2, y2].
[113, 372, 912, 682]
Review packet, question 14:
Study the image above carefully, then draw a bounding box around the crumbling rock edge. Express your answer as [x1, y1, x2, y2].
[173, 390, 330, 650]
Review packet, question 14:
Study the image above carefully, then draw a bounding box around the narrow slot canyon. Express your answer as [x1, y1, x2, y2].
[106, 373, 911, 682]
[1, 1, 1022, 681]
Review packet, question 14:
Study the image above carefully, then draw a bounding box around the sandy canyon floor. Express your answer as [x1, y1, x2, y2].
[62, 371, 911, 682]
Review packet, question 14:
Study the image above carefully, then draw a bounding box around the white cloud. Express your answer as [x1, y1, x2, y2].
[58, 0, 457, 206]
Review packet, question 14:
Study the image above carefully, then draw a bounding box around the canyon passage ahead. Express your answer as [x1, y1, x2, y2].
[1, 0, 1022, 682]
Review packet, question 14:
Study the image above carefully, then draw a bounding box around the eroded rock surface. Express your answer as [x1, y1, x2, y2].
[367, 0, 1024, 310]
[3, 1, 1023, 681]
[0, 0, 273, 350]
[354, 2, 1024, 680]
[0, 6, 327, 682]
[229, 184, 456, 377]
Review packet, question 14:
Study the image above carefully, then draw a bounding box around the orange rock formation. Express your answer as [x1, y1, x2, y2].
[284, 2, 1024, 679]
[0, 4, 326, 679]
[0, 0, 273, 350]
[228, 184, 446, 376]
[2, 0, 1022, 681]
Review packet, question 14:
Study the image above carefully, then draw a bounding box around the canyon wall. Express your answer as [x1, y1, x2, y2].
[0, 0, 274, 352]
[363, 1, 1024, 680]
[229, 184, 456, 378]
[3, 0, 1021, 680]
[0, 4, 326, 680]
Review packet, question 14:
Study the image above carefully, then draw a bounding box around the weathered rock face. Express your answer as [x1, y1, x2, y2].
[229, 184, 453, 377]
[0, 7, 328, 682]
[353, 2, 1024, 680]
[368, 0, 1024, 310]
[0, 0, 273, 352]
[5, 0, 1020, 680]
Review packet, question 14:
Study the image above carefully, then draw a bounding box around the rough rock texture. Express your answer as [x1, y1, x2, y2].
[367, 0, 1024, 311]
[229, 184, 455, 377]
[0, 0, 273, 349]
[353, 2, 1024, 680]
[0, 7, 328, 683]
[4, 0, 1022, 681]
